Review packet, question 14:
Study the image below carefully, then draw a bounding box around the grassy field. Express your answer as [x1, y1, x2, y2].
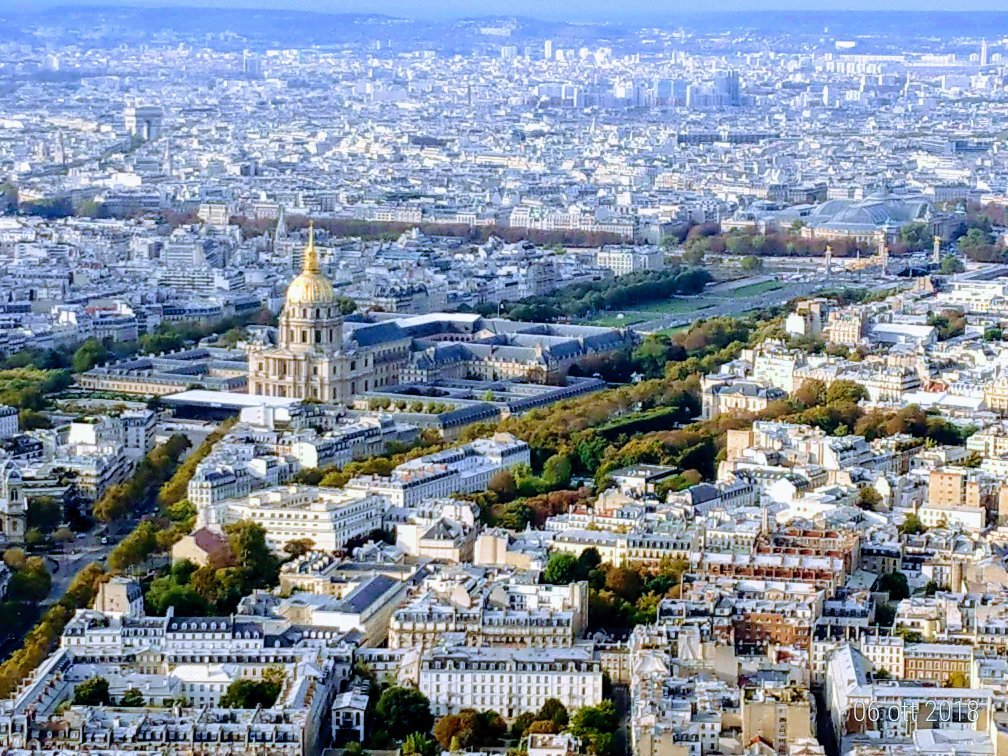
[586, 312, 651, 327]
[582, 278, 782, 327]
[633, 297, 719, 314]
[713, 280, 784, 298]
[585, 298, 717, 325]
[652, 324, 691, 336]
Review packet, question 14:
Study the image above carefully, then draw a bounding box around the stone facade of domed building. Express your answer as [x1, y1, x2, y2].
[248, 224, 388, 403]
[249, 225, 634, 405]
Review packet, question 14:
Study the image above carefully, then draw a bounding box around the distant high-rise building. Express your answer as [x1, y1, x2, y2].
[981, 39, 989, 66]
[715, 70, 741, 106]
[500, 45, 518, 61]
[242, 50, 262, 79]
[544, 39, 553, 61]
[685, 83, 698, 108]
[124, 104, 163, 141]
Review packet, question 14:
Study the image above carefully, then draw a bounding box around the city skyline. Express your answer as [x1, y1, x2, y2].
[12, 0, 1008, 18]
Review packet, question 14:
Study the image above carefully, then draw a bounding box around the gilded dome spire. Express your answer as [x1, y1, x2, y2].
[303, 220, 320, 274]
[285, 219, 336, 306]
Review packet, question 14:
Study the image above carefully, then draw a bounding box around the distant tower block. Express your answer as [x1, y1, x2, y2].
[981, 38, 990, 67]
[824, 244, 832, 275]
[124, 104, 163, 141]
[933, 235, 941, 265]
[242, 49, 262, 79]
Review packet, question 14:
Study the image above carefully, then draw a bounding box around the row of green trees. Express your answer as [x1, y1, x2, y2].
[280, 215, 627, 248]
[365, 397, 454, 414]
[679, 226, 871, 260]
[103, 423, 240, 575]
[156, 419, 235, 509]
[0, 430, 225, 696]
[92, 434, 191, 522]
[0, 406, 269, 697]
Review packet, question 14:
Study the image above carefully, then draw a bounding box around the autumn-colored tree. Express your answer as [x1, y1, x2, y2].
[487, 470, 517, 500]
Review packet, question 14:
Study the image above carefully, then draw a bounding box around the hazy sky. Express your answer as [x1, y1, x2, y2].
[14, 0, 1008, 17]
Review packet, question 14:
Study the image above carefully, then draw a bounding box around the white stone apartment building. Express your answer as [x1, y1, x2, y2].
[418, 644, 603, 720]
[197, 484, 384, 553]
[345, 433, 529, 507]
[391, 499, 479, 563]
[66, 411, 156, 460]
[0, 406, 18, 440]
[595, 246, 664, 276]
[46, 443, 132, 502]
[389, 580, 589, 650]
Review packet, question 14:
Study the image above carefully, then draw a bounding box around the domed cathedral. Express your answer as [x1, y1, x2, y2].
[0, 458, 26, 545]
[248, 223, 378, 402]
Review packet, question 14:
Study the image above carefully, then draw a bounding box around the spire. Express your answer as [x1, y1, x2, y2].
[275, 205, 288, 240]
[303, 221, 320, 274]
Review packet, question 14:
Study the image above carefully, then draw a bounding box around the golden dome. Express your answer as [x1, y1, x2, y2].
[285, 221, 336, 306]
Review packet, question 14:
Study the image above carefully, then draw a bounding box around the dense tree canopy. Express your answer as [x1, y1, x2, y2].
[220, 668, 285, 708]
[73, 676, 111, 706]
[433, 709, 507, 750]
[374, 687, 434, 744]
[94, 434, 191, 523]
[145, 520, 279, 617]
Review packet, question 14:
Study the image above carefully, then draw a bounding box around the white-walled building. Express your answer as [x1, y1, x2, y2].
[346, 433, 529, 507]
[0, 406, 18, 440]
[197, 484, 384, 553]
[418, 644, 603, 720]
